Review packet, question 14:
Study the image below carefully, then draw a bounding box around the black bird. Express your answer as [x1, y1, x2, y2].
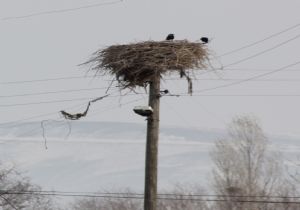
[200, 37, 209, 44]
[166, 33, 174, 41]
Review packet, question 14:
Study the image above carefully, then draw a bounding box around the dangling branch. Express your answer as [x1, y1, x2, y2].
[90, 94, 109, 103]
[60, 94, 109, 120]
[41, 120, 71, 149]
[180, 70, 193, 95]
[60, 102, 91, 120]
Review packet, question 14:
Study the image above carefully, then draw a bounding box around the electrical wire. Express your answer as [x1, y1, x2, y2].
[1, 25, 300, 129]
[192, 60, 300, 93]
[1, 190, 300, 204]
[0, 97, 94, 107]
[0, 96, 145, 138]
[2, 89, 298, 132]
[0, 106, 82, 128]
[169, 94, 300, 97]
[3, 74, 300, 88]
[1, 67, 300, 86]
[1, 24, 300, 86]
[210, 68, 300, 71]
[166, 78, 300, 82]
[223, 33, 300, 68]
[3, 78, 300, 99]
[1, 20, 299, 95]
[0, 92, 137, 107]
[2, 0, 124, 21]
[73, 96, 145, 119]
[165, 79, 227, 125]
[1, 92, 299, 134]
[0, 76, 95, 85]
[3, 91, 300, 108]
[0, 89, 123, 128]
[0, 86, 118, 98]
[2, 190, 300, 199]
[219, 22, 300, 57]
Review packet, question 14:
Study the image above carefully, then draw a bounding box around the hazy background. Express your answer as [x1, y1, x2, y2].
[1, 0, 300, 137]
[1, 1, 300, 205]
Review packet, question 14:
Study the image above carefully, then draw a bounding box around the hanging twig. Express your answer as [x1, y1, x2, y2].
[60, 94, 109, 120]
[60, 102, 91, 120]
[180, 70, 193, 95]
[41, 120, 49, 150]
[105, 78, 115, 94]
[41, 120, 72, 149]
[90, 94, 109, 103]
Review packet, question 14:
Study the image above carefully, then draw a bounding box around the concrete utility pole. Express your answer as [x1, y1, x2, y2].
[144, 73, 160, 210]
[83, 39, 209, 210]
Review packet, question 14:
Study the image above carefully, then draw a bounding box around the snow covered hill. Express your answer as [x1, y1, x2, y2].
[0, 121, 299, 194]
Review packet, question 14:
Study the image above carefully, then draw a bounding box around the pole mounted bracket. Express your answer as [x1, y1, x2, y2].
[133, 106, 154, 117]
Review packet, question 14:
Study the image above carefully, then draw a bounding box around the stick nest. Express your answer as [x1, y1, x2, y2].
[84, 40, 210, 93]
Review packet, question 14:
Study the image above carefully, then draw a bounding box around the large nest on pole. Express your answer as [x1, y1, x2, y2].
[83, 40, 210, 94]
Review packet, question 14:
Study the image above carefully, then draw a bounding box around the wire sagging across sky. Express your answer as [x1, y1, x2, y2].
[219, 22, 300, 57]
[1, 190, 300, 204]
[223, 33, 300, 68]
[193, 60, 300, 93]
[2, 0, 124, 21]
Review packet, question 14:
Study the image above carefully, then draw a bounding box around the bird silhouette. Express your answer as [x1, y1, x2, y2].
[166, 34, 174, 41]
[200, 37, 209, 44]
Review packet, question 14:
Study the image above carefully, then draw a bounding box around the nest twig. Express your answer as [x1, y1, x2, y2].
[83, 40, 209, 94]
[60, 95, 109, 120]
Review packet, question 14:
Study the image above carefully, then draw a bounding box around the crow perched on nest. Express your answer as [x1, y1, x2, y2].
[166, 33, 174, 41]
[200, 37, 209, 44]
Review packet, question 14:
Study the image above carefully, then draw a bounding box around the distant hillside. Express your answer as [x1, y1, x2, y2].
[0, 121, 299, 196]
[0, 121, 225, 141]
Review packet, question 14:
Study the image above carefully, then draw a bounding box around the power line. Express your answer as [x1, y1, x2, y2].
[4, 190, 300, 199]
[2, 90, 298, 132]
[166, 79, 227, 125]
[3, 78, 300, 99]
[3, 97, 145, 138]
[167, 78, 300, 82]
[0, 92, 132, 107]
[193, 60, 300, 93]
[0, 97, 94, 107]
[0, 86, 117, 98]
[223, 33, 300, 68]
[0, 92, 298, 129]
[3, 73, 300, 89]
[2, 0, 123, 21]
[1, 23, 299, 90]
[0, 96, 144, 134]
[79, 96, 145, 118]
[219, 22, 300, 57]
[209, 68, 300, 71]
[1, 191, 300, 204]
[2, 190, 300, 199]
[0, 76, 95, 85]
[172, 94, 300, 97]
[3, 91, 300, 108]
[0, 88, 132, 129]
[0, 103, 87, 129]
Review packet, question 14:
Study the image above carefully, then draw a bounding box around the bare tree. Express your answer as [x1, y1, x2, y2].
[71, 196, 142, 210]
[70, 116, 300, 210]
[157, 186, 209, 210]
[210, 116, 296, 210]
[0, 162, 58, 210]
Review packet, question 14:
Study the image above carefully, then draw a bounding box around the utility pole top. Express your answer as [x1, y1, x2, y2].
[83, 38, 210, 210]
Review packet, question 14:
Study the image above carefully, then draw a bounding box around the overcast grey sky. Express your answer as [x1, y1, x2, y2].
[1, 0, 300, 136]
